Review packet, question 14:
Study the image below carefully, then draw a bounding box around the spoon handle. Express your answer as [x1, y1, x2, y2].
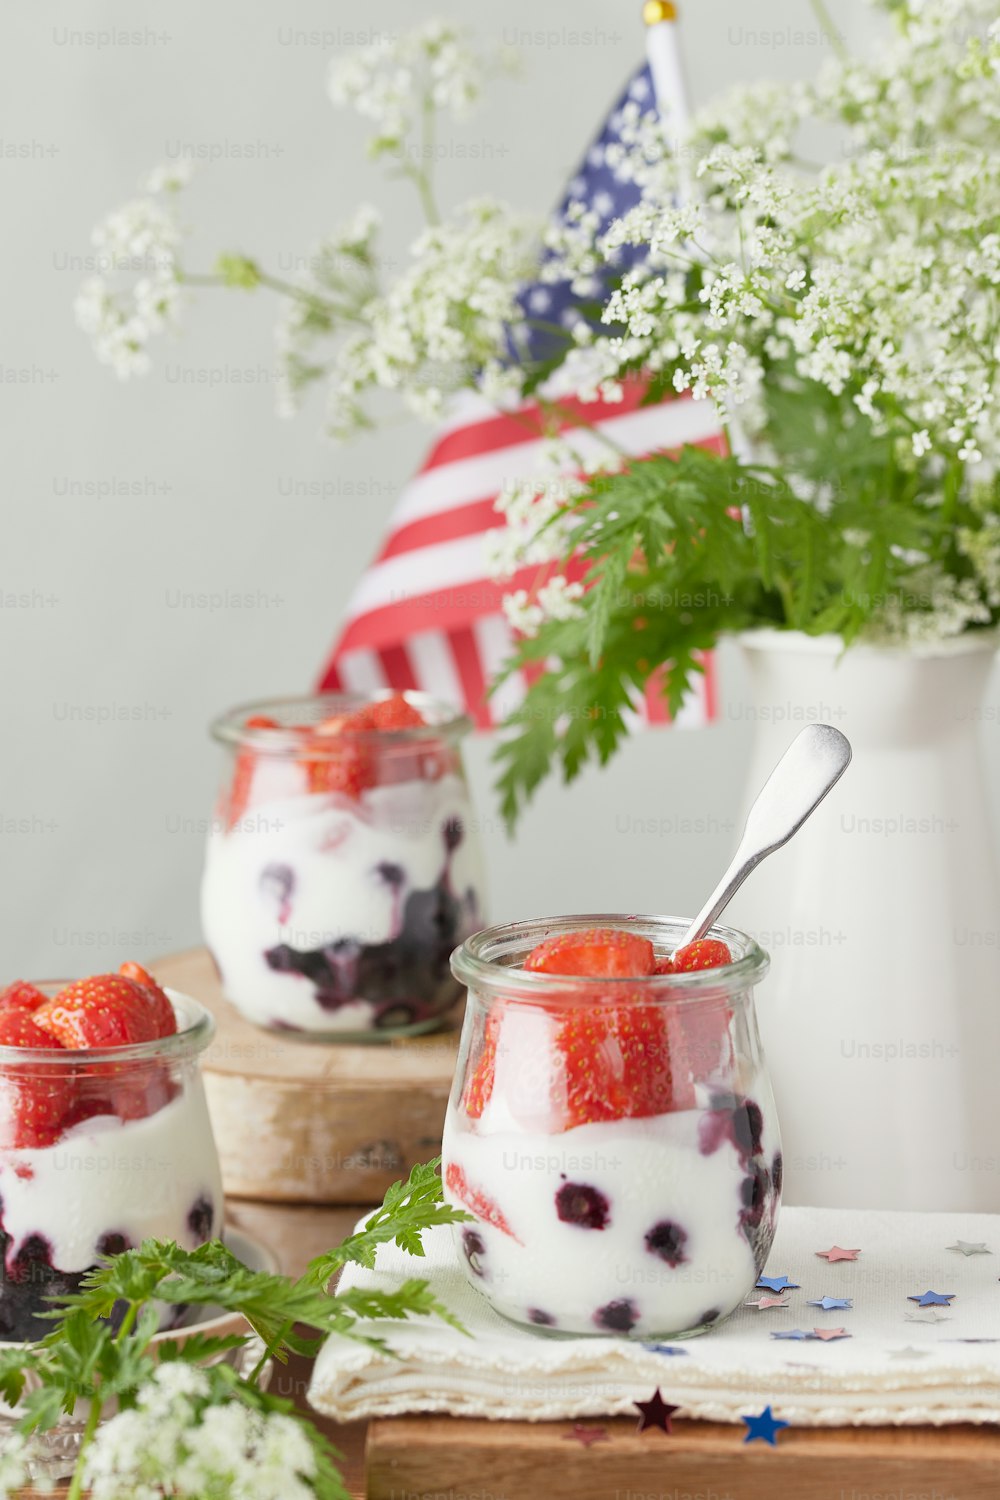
[674, 723, 852, 953]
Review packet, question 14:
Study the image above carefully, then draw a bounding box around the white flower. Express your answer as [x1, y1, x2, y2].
[911, 428, 932, 457]
[143, 160, 194, 194]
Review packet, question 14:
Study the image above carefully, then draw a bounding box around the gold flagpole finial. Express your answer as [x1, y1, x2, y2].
[642, 0, 677, 24]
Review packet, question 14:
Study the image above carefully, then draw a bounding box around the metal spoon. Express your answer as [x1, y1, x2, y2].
[673, 723, 852, 953]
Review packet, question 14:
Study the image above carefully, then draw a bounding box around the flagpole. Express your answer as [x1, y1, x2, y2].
[642, 1, 690, 146]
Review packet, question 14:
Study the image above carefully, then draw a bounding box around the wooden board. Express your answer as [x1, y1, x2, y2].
[367, 1413, 1000, 1499]
[155, 949, 460, 1204]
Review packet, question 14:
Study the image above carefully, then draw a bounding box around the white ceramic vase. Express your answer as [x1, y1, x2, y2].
[726, 629, 1000, 1212]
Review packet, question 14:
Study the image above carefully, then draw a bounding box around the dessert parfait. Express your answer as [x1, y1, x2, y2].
[201, 692, 485, 1037]
[0, 965, 223, 1341]
[443, 916, 780, 1340]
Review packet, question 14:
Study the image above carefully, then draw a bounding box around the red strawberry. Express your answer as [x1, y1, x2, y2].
[304, 703, 377, 798]
[0, 981, 47, 1015]
[118, 962, 177, 1039]
[672, 939, 732, 973]
[33, 974, 160, 1050]
[654, 957, 676, 975]
[228, 714, 280, 827]
[444, 1161, 520, 1240]
[554, 1002, 694, 1126]
[462, 1012, 499, 1120]
[367, 693, 425, 732]
[0, 1010, 69, 1148]
[524, 928, 656, 978]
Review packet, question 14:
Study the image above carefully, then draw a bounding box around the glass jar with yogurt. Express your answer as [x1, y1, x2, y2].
[201, 692, 486, 1038]
[0, 987, 222, 1341]
[442, 914, 779, 1339]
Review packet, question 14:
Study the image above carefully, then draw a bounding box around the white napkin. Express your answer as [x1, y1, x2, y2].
[309, 1206, 1000, 1426]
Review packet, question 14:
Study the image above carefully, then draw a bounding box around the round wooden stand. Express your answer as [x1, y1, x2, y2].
[156, 949, 461, 1205]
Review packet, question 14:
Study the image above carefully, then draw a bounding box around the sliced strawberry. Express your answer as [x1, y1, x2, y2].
[228, 714, 280, 828]
[444, 1161, 520, 1240]
[654, 957, 676, 975]
[305, 703, 377, 798]
[524, 928, 656, 978]
[33, 974, 160, 1050]
[0, 981, 47, 1015]
[367, 693, 425, 732]
[672, 939, 732, 973]
[462, 1012, 500, 1120]
[0, 1011, 69, 1149]
[118, 962, 177, 1039]
[667, 999, 734, 1087]
[555, 1002, 694, 1126]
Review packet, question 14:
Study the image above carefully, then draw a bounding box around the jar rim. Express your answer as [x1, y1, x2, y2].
[451, 913, 769, 1007]
[0, 987, 215, 1067]
[209, 691, 473, 753]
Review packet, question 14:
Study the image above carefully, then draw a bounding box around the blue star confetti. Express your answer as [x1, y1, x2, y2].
[757, 1275, 800, 1293]
[908, 1291, 955, 1307]
[770, 1329, 814, 1341]
[808, 1297, 853, 1311]
[641, 1344, 690, 1357]
[742, 1405, 790, 1445]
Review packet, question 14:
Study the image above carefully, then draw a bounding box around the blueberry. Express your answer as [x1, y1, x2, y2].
[375, 861, 406, 890]
[772, 1151, 784, 1196]
[97, 1232, 131, 1258]
[528, 1308, 556, 1326]
[644, 1219, 688, 1267]
[594, 1298, 638, 1333]
[443, 817, 464, 852]
[461, 1228, 487, 1278]
[699, 1096, 763, 1161]
[187, 1196, 214, 1243]
[555, 1181, 610, 1231]
[260, 862, 295, 910]
[739, 1164, 770, 1231]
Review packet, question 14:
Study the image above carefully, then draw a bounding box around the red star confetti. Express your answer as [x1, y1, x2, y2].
[815, 1246, 861, 1262]
[562, 1425, 609, 1448]
[812, 1327, 851, 1341]
[634, 1388, 680, 1433]
[745, 1296, 790, 1310]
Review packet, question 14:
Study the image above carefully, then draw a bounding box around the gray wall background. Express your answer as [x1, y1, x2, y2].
[3, 0, 973, 980]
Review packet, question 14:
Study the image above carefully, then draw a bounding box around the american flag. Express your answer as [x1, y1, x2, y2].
[317, 62, 724, 729]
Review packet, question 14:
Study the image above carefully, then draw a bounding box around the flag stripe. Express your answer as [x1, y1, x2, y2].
[377, 644, 419, 693]
[377, 498, 500, 563]
[449, 626, 492, 730]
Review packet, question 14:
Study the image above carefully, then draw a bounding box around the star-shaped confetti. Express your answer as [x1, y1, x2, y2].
[807, 1297, 853, 1311]
[946, 1338, 1000, 1344]
[562, 1425, 609, 1447]
[908, 1290, 955, 1307]
[889, 1346, 931, 1359]
[741, 1405, 790, 1445]
[815, 1246, 861, 1262]
[812, 1327, 851, 1341]
[745, 1296, 790, 1310]
[770, 1329, 814, 1341]
[905, 1308, 949, 1324]
[757, 1275, 800, 1292]
[948, 1240, 992, 1256]
[634, 1388, 679, 1433]
[641, 1344, 689, 1357]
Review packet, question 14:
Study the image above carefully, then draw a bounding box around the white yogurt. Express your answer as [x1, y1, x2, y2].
[0, 1084, 223, 1274]
[201, 773, 484, 1030]
[442, 1085, 780, 1338]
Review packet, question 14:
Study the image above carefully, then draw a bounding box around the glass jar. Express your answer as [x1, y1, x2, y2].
[0, 988, 223, 1341]
[200, 692, 486, 1039]
[442, 914, 779, 1340]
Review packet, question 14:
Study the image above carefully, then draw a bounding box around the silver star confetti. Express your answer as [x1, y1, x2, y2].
[947, 1240, 992, 1256]
[905, 1308, 949, 1324]
[889, 1346, 931, 1359]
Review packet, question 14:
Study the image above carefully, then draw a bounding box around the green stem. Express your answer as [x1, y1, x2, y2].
[808, 0, 850, 61]
[67, 1394, 103, 1500]
[179, 269, 364, 323]
[114, 1301, 139, 1346]
[247, 1318, 292, 1387]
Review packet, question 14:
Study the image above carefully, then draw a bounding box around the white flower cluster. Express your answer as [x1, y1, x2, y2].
[321, 197, 538, 437]
[0, 1433, 42, 1499]
[491, 0, 1000, 638]
[329, 19, 511, 159]
[82, 1363, 318, 1499]
[74, 162, 191, 378]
